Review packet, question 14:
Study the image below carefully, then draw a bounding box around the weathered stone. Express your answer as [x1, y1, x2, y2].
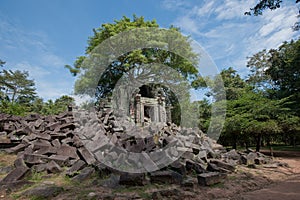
[72, 167, 95, 182]
[23, 154, 48, 165]
[60, 137, 73, 144]
[48, 155, 70, 166]
[72, 135, 83, 147]
[150, 170, 183, 184]
[66, 160, 86, 176]
[14, 157, 27, 168]
[0, 165, 14, 176]
[46, 161, 62, 173]
[1, 166, 29, 183]
[35, 133, 51, 140]
[181, 177, 194, 187]
[32, 139, 52, 150]
[6, 143, 28, 154]
[210, 159, 236, 172]
[197, 172, 227, 186]
[170, 160, 186, 175]
[78, 147, 96, 165]
[240, 152, 257, 165]
[22, 185, 64, 198]
[186, 159, 206, 174]
[34, 146, 57, 155]
[0, 180, 34, 192]
[119, 173, 147, 186]
[47, 122, 61, 131]
[51, 139, 61, 148]
[32, 164, 47, 172]
[56, 144, 78, 159]
[152, 189, 182, 199]
[254, 157, 269, 165]
[223, 149, 240, 160]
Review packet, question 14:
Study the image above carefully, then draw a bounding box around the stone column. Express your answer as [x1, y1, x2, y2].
[135, 94, 141, 124]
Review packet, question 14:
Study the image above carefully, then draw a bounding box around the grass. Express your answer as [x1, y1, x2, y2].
[0, 151, 17, 167]
[209, 182, 225, 188]
[225, 145, 300, 152]
[262, 145, 300, 151]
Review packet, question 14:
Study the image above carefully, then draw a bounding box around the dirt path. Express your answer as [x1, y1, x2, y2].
[240, 151, 300, 200]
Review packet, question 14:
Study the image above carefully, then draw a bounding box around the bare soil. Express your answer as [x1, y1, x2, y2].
[1, 150, 300, 200]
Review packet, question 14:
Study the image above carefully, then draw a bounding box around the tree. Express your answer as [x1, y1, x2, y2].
[247, 39, 300, 111]
[0, 69, 36, 102]
[66, 16, 198, 98]
[245, 0, 300, 31]
[66, 16, 201, 126]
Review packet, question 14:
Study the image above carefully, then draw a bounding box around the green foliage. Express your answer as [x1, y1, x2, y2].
[67, 15, 199, 101]
[0, 100, 29, 116]
[245, 0, 300, 31]
[0, 69, 36, 102]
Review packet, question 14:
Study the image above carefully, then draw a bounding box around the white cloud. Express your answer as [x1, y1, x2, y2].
[214, 0, 257, 20]
[162, 0, 191, 11]
[174, 15, 201, 34]
[161, 0, 299, 75]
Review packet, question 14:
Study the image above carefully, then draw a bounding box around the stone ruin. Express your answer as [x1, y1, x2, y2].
[0, 102, 280, 192]
[110, 85, 172, 126]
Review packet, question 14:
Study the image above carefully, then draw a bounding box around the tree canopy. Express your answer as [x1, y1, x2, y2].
[245, 0, 300, 31]
[66, 15, 199, 101]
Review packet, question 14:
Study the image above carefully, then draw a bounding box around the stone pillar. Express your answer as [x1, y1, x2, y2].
[135, 94, 141, 124]
[166, 106, 173, 123]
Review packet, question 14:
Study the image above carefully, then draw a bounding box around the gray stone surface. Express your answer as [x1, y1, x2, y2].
[150, 170, 183, 184]
[1, 166, 29, 183]
[119, 173, 147, 186]
[72, 167, 95, 182]
[197, 172, 227, 186]
[66, 160, 86, 176]
[22, 185, 64, 198]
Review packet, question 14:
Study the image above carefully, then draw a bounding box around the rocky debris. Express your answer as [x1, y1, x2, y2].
[152, 188, 182, 200]
[0, 166, 29, 183]
[119, 173, 148, 186]
[72, 167, 95, 182]
[0, 110, 277, 188]
[21, 185, 64, 199]
[197, 172, 227, 186]
[150, 170, 183, 184]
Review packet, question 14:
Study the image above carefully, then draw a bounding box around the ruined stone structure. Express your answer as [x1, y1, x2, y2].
[111, 85, 172, 126]
[133, 94, 168, 125]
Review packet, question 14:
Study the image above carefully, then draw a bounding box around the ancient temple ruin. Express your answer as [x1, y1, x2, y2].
[110, 85, 172, 125]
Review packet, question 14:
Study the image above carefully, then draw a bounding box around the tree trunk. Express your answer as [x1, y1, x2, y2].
[232, 133, 237, 149]
[293, 134, 296, 148]
[256, 134, 262, 152]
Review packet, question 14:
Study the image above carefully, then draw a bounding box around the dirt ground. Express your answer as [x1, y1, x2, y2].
[238, 150, 300, 200]
[1, 150, 300, 200]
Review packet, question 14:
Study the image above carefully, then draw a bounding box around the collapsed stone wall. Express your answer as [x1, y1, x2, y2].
[0, 110, 275, 187]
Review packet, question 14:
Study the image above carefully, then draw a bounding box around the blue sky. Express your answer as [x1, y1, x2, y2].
[0, 0, 299, 101]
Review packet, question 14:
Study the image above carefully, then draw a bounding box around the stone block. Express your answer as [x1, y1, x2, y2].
[6, 143, 28, 154]
[72, 167, 95, 182]
[56, 144, 78, 159]
[78, 147, 96, 165]
[1, 166, 29, 183]
[51, 139, 61, 148]
[23, 154, 48, 165]
[150, 170, 183, 184]
[66, 160, 86, 176]
[119, 173, 148, 186]
[197, 172, 227, 186]
[48, 155, 70, 166]
[46, 161, 62, 173]
[210, 159, 236, 172]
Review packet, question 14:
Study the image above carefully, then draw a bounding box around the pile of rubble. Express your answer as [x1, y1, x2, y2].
[0, 110, 275, 188]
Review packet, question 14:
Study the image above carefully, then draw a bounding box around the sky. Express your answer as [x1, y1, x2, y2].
[0, 0, 299, 102]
